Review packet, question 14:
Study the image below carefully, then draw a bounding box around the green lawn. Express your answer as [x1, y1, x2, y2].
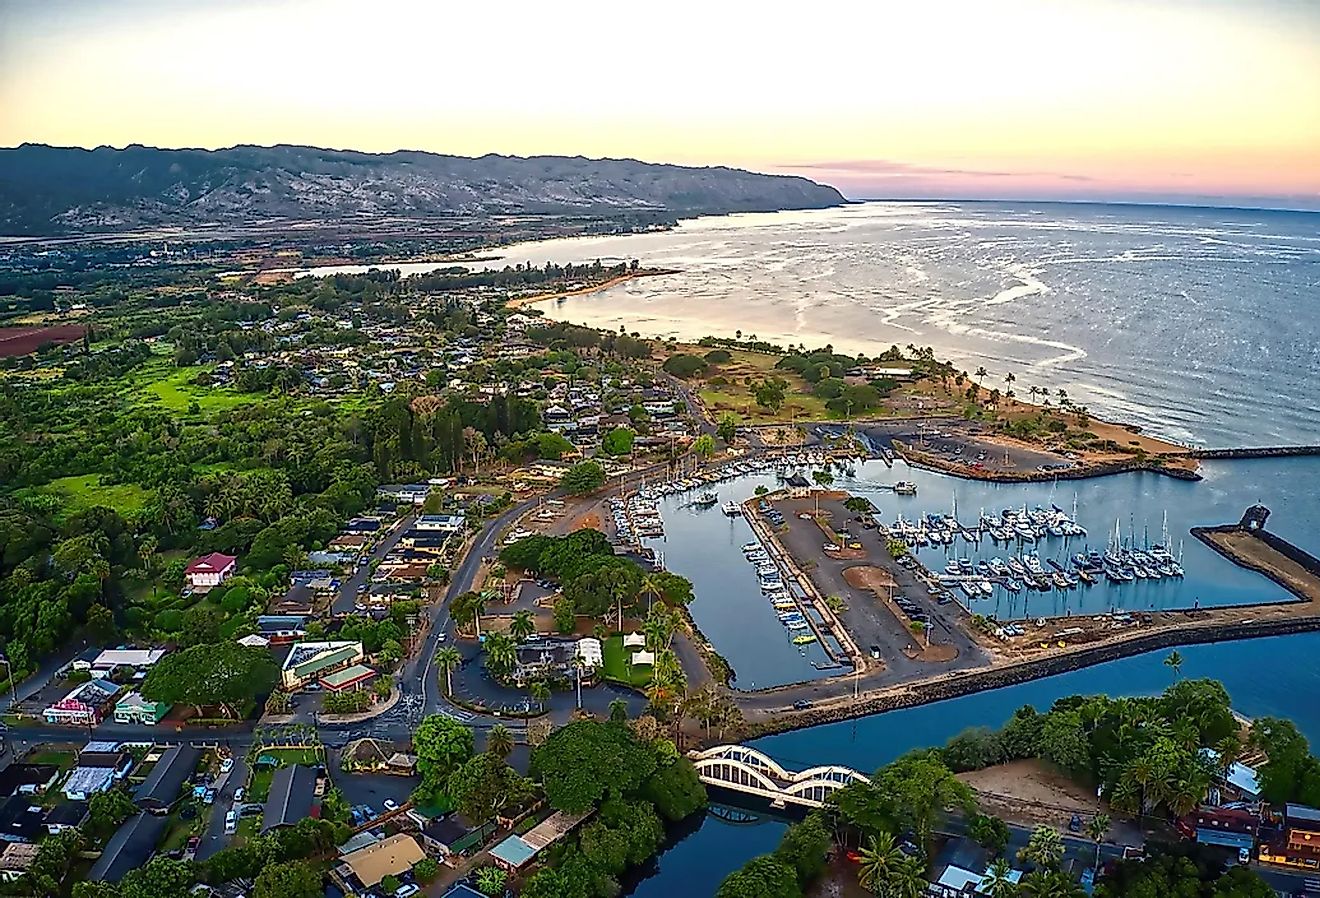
[133, 362, 258, 414]
[248, 767, 274, 803]
[15, 474, 149, 518]
[601, 635, 653, 687]
[248, 746, 323, 801]
[26, 749, 77, 769]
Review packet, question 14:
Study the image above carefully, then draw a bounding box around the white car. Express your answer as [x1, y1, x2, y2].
[394, 885, 419, 898]
[220, 757, 234, 774]
[383, 799, 399, 812]
[224, 810, 237, 834]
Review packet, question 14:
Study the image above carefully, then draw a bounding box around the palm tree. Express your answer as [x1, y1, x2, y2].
[483, 632, 516, 678]
[639, 573, 664, 614]
[856, 831, 905, 892]
[528, 679, 551, 708]
[1086, 814, 1110, 869]
[486, 724, 514, 759]
[1164, 649, 1183, 681]
[435, 646, 461, 695]
[608, 697, 629, 723]
[1018, 825, 1064, 870]
[974, 366, 988, 395]
[1018, 869, 1083, 898]
[887, 854, 927, 898]
[509, 610, 535, 642]
[982, 858, 1019, 898]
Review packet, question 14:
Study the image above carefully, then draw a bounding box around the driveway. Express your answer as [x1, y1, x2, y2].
[196, 754, 247, 861]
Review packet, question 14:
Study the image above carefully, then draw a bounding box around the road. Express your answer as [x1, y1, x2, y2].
[331, 513, 416, 615]
[196, 753, 247, 861]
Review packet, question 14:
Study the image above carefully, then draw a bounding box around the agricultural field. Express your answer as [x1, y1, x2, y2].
[0, 324, 88, 357]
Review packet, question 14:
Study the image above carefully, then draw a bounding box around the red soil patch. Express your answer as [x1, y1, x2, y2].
[0, 324, 87, 357]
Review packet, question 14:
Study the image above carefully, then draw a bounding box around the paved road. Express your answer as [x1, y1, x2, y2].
[196, 753, 247, 861]
[331, 513, 416, 615]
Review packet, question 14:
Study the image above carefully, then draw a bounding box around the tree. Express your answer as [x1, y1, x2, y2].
[1019, 825, 1064, 870]
[717, 413, 738, 444]
[483, 632, 517, 678]
[413, 858, 440, 883]
[450, 590, 488, 637]
[447, 752, 532, 823]
[475, 865, 508, 896]
[609, 697, 629, 723]
[871, 751, 976, 848]
[413, 715, 475, 803]
[1164, 649, 1184, 681]
[140, 643, 277, 719]
[753, 377, 789, 412]
[888, 854, 928, 898]
[641, 757, 707, 822]
[692, 433, 716, 458]
[970, 813, 1011, 857]
[486, 723, 514, 759]
[857, 831, 905, 893]
[601, 426, 635, 456]
[253, 861, 321, 898]
[1087, 813, 1111, 868]
[510, 609, 536, 642]
[561, 460, 606, 494]
[662, 354, 708, 378]
[529, 679, 551, 707]
[1019, 869, 1083, 898]
[531, 719, 659, 813]
[87, 788, 136, 838]
[716, 854, 801, 898]
[118, 856, 195, 898]
[775, 813, 831, 887]
[435, 646, 461, 695]
[982, 857, 1019, 898]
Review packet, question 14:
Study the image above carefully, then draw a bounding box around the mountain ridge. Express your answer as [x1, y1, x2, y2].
[0, 143, 846, 235]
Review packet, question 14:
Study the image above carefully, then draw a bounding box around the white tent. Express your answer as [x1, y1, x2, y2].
[631, 650, 655, 666]
[237, 634, 270, 648]
[623, 633, 646, 649]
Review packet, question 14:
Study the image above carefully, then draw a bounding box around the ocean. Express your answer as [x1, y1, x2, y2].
[497, 201, 1320, 447]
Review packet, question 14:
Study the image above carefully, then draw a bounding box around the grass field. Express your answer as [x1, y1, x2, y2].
[686, 349, 836, 424]
[601, 635, 653, 687]
[17, 474, 149, 517]
[131, 361, 258, 414]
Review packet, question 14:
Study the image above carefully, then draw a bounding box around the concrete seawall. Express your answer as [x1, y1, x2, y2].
[746, 614, 1320, 740]
[1187, 446, 1320, 460]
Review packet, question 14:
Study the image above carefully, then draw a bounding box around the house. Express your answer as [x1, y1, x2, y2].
[88, 812, 167, 882]
[1259, 803, 1320, 869]
[377, 484, 431, 505]
[133, 745, 200, 813]
[63, 750, 133, 800]
[42, 801, 88, 834]
[488, 810, 590, 872]
[88, 648, 167, 676]
[576, 638, 603, 669]
[290, 569, 336, 591]
[0, 842, 38, 882]
[43, 677, 119, 726]
[0, 796, 44, 843]
[440, 886, 485, 898]
[413, 812, 495, 859]
[261, 765, 319, 833]
[415, 514, 466, 533]
[114, 691, 171, 725]
[273, 584, 316, 616]
[281, 641, 364, 690]
[932, 863, 1024, 896]
[184, 552, 237, 592]
[320, 664, 376, 693]
[0, 765, 58, 798]
[257, 614, 309, 644]
[341, 518, 382, 534]
[336, 833, 426, 891]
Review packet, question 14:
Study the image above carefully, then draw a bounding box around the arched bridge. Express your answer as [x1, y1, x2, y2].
[688, 744, 869, 808]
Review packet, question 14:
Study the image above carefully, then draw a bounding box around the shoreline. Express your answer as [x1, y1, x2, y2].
[506, 268, 678, 310]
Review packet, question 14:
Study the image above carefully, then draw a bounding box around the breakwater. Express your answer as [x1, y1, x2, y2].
[743, 614, 1320, 741]
[893, 440, 1203, 483]
[1187, 446, 1320, 460]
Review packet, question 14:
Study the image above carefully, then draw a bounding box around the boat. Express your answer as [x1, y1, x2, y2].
[692, 491, 718, 508]
[894, 481, 918, 496]
[722, 502, 743, 517]
[792, 634, 817, 645]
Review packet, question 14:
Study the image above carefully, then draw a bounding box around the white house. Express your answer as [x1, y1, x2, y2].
[415, 514, 466, 533]
[184, 553, 237, 592]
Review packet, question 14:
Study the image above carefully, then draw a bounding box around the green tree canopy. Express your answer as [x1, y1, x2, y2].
[140, 642, 277, 718]
[531, 720, 660, 813]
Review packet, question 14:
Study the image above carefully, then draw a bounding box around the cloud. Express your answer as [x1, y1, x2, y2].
[780, 159, 1095, 182]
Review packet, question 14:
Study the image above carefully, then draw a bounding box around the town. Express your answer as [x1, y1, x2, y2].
[2, 230, 1320, 898]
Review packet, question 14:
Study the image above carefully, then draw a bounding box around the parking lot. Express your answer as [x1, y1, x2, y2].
[770, 494, 989, 687]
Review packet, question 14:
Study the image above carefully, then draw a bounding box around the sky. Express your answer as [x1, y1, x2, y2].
[2, 0, 1319, 207]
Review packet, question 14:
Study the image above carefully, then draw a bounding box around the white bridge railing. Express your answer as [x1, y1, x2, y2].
[687, 744, 868, 808]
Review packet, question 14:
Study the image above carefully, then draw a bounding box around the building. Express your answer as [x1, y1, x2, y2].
[256, 615, 308, 644]
[319, 664, 376, 693]
[0, 765, 58, 798]
[415, 514, 466, 533]
[43, 677, 119, 726]
[931, 863, 1024, 896]
[63, 750, 133, 801]
[290, 569, 335, 590]
[576, 637, 603, 669]
[377, 484, 431, 505]
[88, 813, 167, 882]
[0, 842, 38, 882]
[42, 801, 88, 834]
[261, 765, 319, 833]
[184, 552, 237, 592]
[113, 691, 171, 725]
[0, 797, 44, 844]
[1259, 803, 1320, 868]
[84, 648, 167, 676]
[488, 810, 589, 872]
[413, 812, 495, 859]
[133, 745, 201, 813]
[440, 885, 485, 898]
[336, 833, 427, 891]
[281, 641, 364, 689]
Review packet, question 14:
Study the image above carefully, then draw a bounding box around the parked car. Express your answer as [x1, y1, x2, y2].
[224, 810, 237, 834]
[792, 700, 811, 710]
[384, 799, 398, 812]
[234, 787, 244, 802]
[220, 757, 234, 774]
[1069, 814, 1083, 833]
[869, 645, 881, 659]
[394, 885, 420, 898]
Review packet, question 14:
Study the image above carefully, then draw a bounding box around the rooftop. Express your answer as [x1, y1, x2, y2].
[339, 832, 426, 888]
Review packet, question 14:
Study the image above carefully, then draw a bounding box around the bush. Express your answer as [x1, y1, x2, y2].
[662, 354, 708, 378]
[703, 349, 732, 364]
[943, 726, 1006, 772]
[154, 608, 184, 632]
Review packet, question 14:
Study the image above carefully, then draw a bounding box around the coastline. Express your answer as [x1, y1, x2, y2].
[506, 268, 677, 311]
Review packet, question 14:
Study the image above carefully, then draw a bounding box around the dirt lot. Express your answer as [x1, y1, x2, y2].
[0, 324, 87, 357]
[958, 759, 1112, 832]
[1200, 529, 1320, 603]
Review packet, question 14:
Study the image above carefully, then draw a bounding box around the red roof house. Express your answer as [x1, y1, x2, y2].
[185, 552, 237, 592]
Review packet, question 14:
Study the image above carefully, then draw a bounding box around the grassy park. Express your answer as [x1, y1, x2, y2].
[601, 635, 654, 687]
